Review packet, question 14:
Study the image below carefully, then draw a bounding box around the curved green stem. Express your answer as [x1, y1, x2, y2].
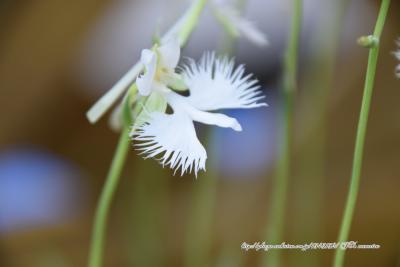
[263, 0, 302, 266]
[87, 1, 208, 265]
[332, 1, 390, 267]
[88, 127, 130, 267]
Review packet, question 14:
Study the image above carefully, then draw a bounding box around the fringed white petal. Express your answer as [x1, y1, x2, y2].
[136, 49, 157, 96]
[158, 38, 181, 69]
[181, 52, 267, 111]
[132, 109, 207, 176]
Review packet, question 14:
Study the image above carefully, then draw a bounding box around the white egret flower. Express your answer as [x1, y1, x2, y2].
[85, 0, 203, 125]
[212, 0, 268, 46]
[131, 38, 266, 176]
[107, 39, 183, 130]
[85, 0, 266, 127]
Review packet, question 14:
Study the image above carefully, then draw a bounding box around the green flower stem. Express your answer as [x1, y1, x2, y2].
[184, 1, 247, 265]
[179, 0, 208, 45]
[292, 2, 348, 267]
[218, 0, 246, 56]
[184, 131, 218, 267]
[88, 86, 135, 267]
[263, 0, 302, 266]
[88, 126, 130, 267]
[332, 1, 390, 267]
[214, 1, 247, 266]
[87, 1, 209, 265]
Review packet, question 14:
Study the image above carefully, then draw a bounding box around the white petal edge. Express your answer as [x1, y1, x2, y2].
[395, 51, 400, 60]
[166, 91, 243, 132]
[188, 109, 242, 131]
[86, 62, 142, 124]
[236, 18, 268, 46]
[132, 110, 207, 177]
[108, 91, 132, 131]
[158, 38, 181, 69]
[180, 52, 267, 111]
[136, 50, 157, 96]
[108, 100, 123, 131]
[213, 3, 267, 46]
[394, 39, 400, 78]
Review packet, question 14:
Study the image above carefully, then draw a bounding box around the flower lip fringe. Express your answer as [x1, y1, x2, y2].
[131, 40, 266, 176]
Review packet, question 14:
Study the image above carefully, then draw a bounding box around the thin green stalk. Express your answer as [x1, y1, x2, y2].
[179, 0, 208, 45]
[333, 1, 390, 267]
[88, 126, 130, 267]
[184, 1, 246, 265]
[263, 0, 302, 266]
[87, 0, 208, 265]
[217, 0, 245, 55]
[88, 87, 135, 267]
[130, 160, 169, 267]
[292, 1, 348, 267]
[214, 2, 247, 266]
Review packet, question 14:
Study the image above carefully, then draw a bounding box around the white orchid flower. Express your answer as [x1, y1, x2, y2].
[85, 0, 267, 128]
[212, 0, 268, 46]
[107, 39, 186, 130]
[85, 0, 204, 125]
[131, 38, 266, 176]
[136, 39, 181, 96]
